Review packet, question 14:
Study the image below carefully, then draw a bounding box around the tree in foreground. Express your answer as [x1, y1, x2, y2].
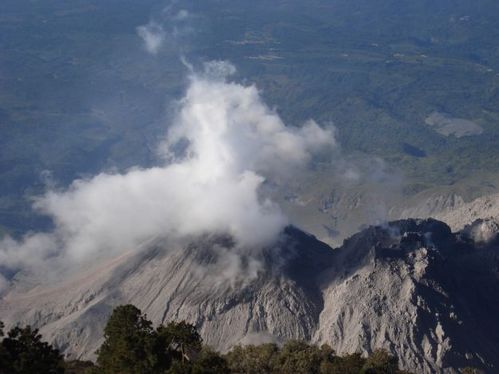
[156, 321, 203, 364]
[96, 304, 158, 373]
[0, 324, 64, 374]
[225, 340, 409, 374]
[63, 359, 95, 374]
[192, 347, 230, 374]
[360, 349, 400, 374]
[277, 340, 333, 373]
[94, 304, 220, 373]
[225, 343, 280, 374]
[321, 352, 366, 373]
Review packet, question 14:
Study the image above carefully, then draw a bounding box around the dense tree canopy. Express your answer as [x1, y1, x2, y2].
[225, 341, 409, 374]
[96, 304, 159, 373]
[225, 343, 280, 374]
[361, 349, 400, 374]
[156, 320, 203, 364]
[94, 305, 207, 373]
[0, 324, 64, 374]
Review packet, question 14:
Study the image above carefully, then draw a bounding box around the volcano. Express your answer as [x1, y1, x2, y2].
[1, 220, 498, 373]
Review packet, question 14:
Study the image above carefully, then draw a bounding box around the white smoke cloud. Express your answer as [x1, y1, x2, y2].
[0, 61, 336, 283]
[173, 9, 190, 21]
[139, 4, 198, 57]
[136, 21, 165, 55]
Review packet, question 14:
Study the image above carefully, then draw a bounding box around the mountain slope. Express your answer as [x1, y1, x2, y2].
[435, 193, 499, 231]
[0, 228, 335, 359]
[315, 219, 499, 373]
[1, 221, 498, 373]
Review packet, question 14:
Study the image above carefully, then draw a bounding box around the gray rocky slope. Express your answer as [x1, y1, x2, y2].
[1, 220, 499, 373]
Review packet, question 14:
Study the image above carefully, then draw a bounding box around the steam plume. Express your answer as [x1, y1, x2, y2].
[0, 62, 336, 288]
[137, 21, 165, 55]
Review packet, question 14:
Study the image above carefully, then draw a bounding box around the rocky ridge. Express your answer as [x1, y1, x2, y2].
[316, 219, 499, 373]
[1, 221, 498, 373]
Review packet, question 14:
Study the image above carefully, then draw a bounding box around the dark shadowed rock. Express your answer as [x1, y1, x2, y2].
[316, 218, 499, 373]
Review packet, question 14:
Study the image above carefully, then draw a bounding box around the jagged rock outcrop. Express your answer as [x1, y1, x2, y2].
[460, 218, 499, 245]
[315, 219, 499, 373]
[1, 220, 498, 373]
[435, 193, 499, 232]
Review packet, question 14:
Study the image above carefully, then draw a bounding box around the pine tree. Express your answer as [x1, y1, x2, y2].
[96, 304, 158, 374]
[0, 325, 64, 374]
[156, 321, 202, 364]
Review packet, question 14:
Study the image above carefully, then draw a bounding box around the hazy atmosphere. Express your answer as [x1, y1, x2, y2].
[1, 1, 499, 373]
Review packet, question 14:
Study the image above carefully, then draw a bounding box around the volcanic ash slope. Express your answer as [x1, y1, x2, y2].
[1, 221, 499, 373]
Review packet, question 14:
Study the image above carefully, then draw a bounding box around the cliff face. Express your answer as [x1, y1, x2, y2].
[1, 220, 498, 373]
[315, 219, 499, 373]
